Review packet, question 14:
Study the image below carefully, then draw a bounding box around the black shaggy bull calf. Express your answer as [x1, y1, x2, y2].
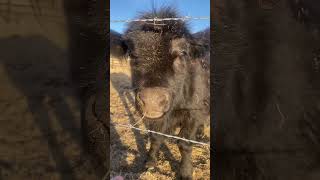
[111, 7, 210, 179]
[66, 0, 108, 175]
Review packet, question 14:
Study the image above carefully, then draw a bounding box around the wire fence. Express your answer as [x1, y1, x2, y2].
[110, 16, 210, 23]
[112, 121, 210, 147]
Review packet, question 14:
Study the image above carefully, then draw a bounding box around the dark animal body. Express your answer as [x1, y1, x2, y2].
[111, 7, 210, 179]
[65, 0, 109, 175]
[214, 0, 320, 179]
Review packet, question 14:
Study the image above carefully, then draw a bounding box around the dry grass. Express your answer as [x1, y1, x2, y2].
[110, 58, 210, 180]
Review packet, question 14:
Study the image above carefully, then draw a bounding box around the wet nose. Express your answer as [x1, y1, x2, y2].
[136, 87, 171, 118]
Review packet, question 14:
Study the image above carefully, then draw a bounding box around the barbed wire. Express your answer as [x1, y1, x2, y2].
[111, 121, 210, 147]
[111, 16, 210, 23]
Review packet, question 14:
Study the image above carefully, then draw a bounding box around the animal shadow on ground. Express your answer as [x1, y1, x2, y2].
[110, 72, 179, 176]
[0, 35, 84, 180]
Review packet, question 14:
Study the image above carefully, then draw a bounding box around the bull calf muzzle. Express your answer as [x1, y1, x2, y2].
[136, 87, 171, 119]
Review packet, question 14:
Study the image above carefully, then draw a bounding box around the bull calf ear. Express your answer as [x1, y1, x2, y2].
[120, 40, 128, 55]
[110, 30, 129, 60]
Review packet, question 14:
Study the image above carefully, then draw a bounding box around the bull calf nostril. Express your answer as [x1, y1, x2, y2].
[160, 93, 171, 112]
[159, 98, 167, 107]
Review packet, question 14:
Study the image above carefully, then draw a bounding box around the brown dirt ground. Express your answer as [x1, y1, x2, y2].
[110, 58, 211, 180]
[0, 37, 101, 179]
[0, 4, 103, 178]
